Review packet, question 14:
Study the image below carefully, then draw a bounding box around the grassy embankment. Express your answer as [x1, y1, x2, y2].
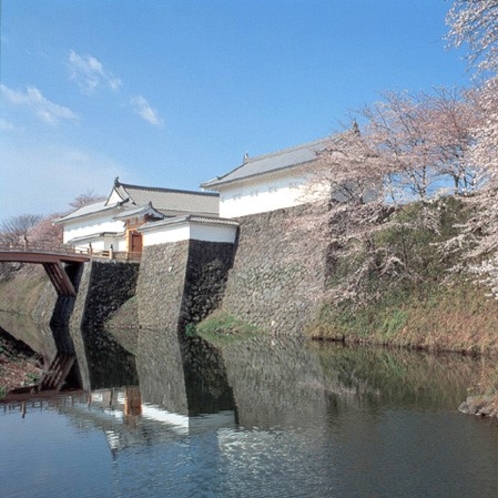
[0, 266, 48, 395]
[3, 198, 498, 398]
[192, 310, 259, 347]
[197, 198, 498, 358]
[0, 265, 49, 316]
[308, 197, 498, 356]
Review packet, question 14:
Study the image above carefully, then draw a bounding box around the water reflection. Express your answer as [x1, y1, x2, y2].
[70, 323, 138, 391]
[0, 312, 57, 363]
[0, 312, 492, 423]
[2, 315, 498, 497]
[309, 342, 480, 410]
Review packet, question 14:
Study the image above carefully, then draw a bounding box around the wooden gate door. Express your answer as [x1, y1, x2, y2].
[130, 231, 143, 254]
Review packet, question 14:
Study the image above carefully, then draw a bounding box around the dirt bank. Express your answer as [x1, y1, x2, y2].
[0, 328, 44, 396]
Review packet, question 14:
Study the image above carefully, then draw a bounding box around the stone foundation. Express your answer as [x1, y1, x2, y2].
[220, 203, 330, 335]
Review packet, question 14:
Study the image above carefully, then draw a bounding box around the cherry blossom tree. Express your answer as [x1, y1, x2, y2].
[0, 214, 43, 247]
[28, 215, 63, 247]
[444, 1, 498, 294]
[68, 190, 105, 209]
[299, 86, 481, 306]
[306, 125, 388, 206]
[310, 89, 479, 208]
[446, 0, 498, 76]
[0, 191, 103, 249]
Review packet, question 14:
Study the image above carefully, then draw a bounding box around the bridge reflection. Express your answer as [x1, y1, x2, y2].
[0, 313, 334, 440]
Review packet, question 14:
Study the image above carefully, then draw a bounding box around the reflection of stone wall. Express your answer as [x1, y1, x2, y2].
[219, 336, 328, 429]
[72, 324, 139, 391]
[221, 204, 329, 335]
[180, 336, 235, 416]
[136, 331, 236, 417]
[136, 326, 188, 414]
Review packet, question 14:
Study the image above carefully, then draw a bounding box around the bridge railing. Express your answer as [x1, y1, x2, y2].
[0, 243, 141, 261]
[89, 249, 142, 262]
[0, 242, 84, 255]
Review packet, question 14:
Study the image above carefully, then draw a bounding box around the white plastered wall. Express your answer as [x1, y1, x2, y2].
[142, 221, 237, 246]
[62, 214, 125, 244]
[216, 170, 328, 218]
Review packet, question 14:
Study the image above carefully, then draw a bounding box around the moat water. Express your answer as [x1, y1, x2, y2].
[1, 313, 498, 498]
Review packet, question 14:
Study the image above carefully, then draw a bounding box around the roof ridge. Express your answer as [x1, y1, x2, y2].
[119, 182, 219, 197]
[246, 136, 331, 163]
[202, 136, 331, 187]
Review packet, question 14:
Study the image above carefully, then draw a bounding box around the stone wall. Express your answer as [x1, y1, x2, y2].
[137, 240, 235, 332]
[69, 260, 140, 390]
[181, 240, 235, 329]
[71, 260, 140, 331]
[220, 203, 330, 335]
[136, 242, 190, 330]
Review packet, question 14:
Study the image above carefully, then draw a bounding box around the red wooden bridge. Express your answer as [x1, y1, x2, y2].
[0, 243, 90, 296]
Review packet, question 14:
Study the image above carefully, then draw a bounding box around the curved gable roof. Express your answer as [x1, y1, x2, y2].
[53, 200, 124, 224]
[200, 137, 331, 190]
[112, 179, 219, 216]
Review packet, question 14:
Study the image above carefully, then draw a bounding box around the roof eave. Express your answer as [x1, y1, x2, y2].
[118, 180, 219, 198]
[139, 214, 238, 233]
[200, 159, 315, 190]
[53, 202, 125, 225]
[68, 231, 125, 244]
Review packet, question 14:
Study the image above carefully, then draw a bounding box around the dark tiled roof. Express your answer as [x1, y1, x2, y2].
[53, 200, 123, 223]
[116, 181, 219, 216]
[139, 214, 239, 232]
[113, 203, 164, 220]
[200, 137, 331, 189]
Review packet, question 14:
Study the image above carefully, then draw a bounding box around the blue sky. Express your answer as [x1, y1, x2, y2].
[1, 1, 470, 220]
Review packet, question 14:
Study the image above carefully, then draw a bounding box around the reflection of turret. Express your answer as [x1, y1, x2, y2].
[18, 387, 235, 454]
[123, 387, 142, 426]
